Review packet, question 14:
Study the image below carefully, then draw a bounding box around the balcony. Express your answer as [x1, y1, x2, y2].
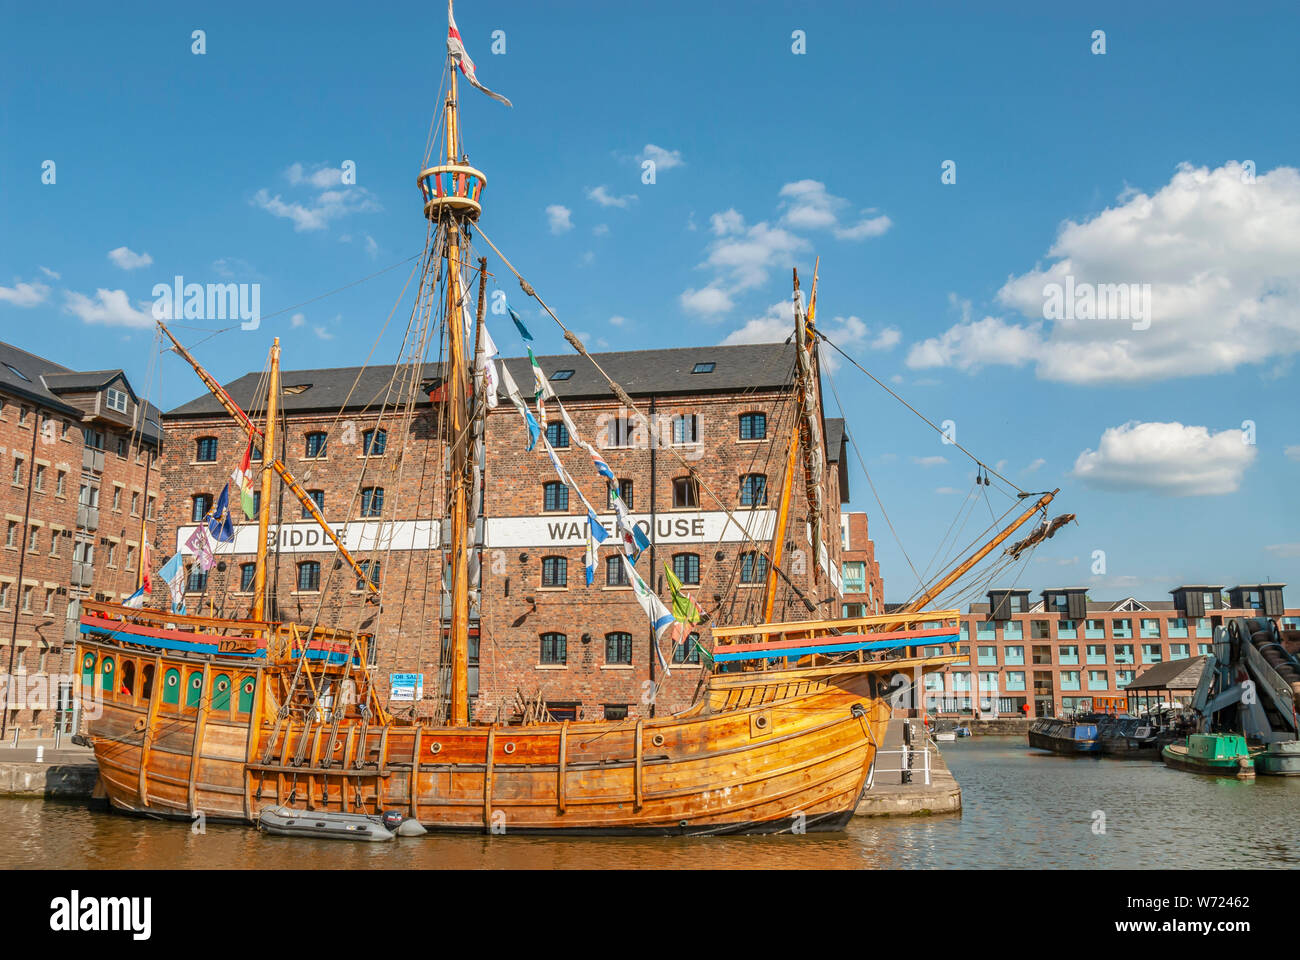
[70, 561, 94, 587]
[76, 504, 99, 531]
[82, 448, 105, 473]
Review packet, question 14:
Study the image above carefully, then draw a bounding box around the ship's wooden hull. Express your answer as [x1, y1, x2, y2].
[78, 637, 899, 835]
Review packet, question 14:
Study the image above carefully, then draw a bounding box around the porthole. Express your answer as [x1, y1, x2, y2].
[503, 742, 516, 755]
[166, 673, 179, 688]
[651, 733, 665, 747]
[429, 742, 442, 755]
[754, 715, 769, 730]
[190, 675, 202, 690]
[216, 679, 230, 692]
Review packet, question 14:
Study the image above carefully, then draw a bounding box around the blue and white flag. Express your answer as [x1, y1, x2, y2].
[623, 555, 675, 676]
[499, 362, 540, 451]
[157, 553, 187, 614]
[586, 509, 609, 544]
[585, 531, 597, 586]
[123, 586, 146, 609]
[507, 305, 533, 342]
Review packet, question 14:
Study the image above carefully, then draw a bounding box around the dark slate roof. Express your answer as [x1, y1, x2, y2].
[166, 343, 801, 418]
[0, 341, 162, 442]
[1124, 655, 1209, 692]
[0, 340, 78, 414]
[44, 369, 132, 395]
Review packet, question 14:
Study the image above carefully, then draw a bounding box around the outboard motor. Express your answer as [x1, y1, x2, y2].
[380, 810, 405, 831]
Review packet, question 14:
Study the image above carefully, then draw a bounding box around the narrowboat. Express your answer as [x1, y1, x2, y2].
[1026, 718, 1100, 754]
[1097, 716, 1159, 756]
[1161, 734, 1255, 779]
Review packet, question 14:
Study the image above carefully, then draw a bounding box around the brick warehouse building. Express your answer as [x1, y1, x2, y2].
[0, 341, 161, 737]
[918, 584, 1300, 719]
[839, 511, 884, 618]
[160, 342, 860, 722]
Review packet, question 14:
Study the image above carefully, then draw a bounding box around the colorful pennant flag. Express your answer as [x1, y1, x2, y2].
[507, 305, 533, 342]
[233, 441, 256, 520]
[446, 0, 512, 107]
[623, 554, 676, 647]
[185, 524, 214, 573]
[123, 586, 146, 609]
[500, 362, 540, 451]
[663, 562, 703, 624]
[141, 538, 153, 594]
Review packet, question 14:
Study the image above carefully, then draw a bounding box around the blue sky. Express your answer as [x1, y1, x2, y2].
[2, 1, 1298, 603]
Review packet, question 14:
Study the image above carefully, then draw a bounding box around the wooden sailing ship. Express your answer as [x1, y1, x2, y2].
[75, 3, 1064, 834]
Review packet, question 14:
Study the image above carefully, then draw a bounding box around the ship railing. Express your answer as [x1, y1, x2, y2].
[864, 747, 933, 788]
[709, 609, 963, 670]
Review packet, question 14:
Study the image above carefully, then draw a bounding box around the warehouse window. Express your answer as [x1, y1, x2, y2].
[605, 632, 632, 665]
[672, 476, 699, 509]
[540, 632, 567, 665]
[606, 556, 628, 586]
[363, 428, 387, 456]
[672, 553, 700, 585]
[297, 561, 321, 592]
[607, 478, 633, 510]
[673, 632, 702, 664]
[304, 432, 328, 458]
[545, 421, 570, 449]
[302, 490, 325, 519]
[671, 414, 698, 445]
[739, 412, 766, 440]
[360, 487, 384, 517]
[543, 481, 568, 512]
[542, 556, 567, 587]
[239, 564, 256, 592]
[740, 551, 768, 584]
[740, 473, 767, 506]
[356, 560, 381, 592]
[191, 493, 212, 523]
[691, 362, 715, 374]
[195, 437, 218, 462]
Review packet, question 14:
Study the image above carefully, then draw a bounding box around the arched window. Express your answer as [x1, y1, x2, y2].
[297, 561, 321, 592]
[607, 478, 633, 510]
[740, 551, 769, 584]
[162, 667, 181, 706]
[542, 556, 567, 587]
[545, 421, 569, 449]
[191, 493, 212, 522]
[672, 553, 700, 585]
[739, 412, 767, 440]
[543, 481, 568, 512]
[540, 632, 567, 665]
[605, 555, 628, 586]
[239, 564, 256, 592]
[362, 428, 387, 456]
[120, 660, 136, 697]
[195, 437, 218, 462]
[672, 476, 699, 509]
[671, 413, 698, 445]
[605, 632, 632, 664]
[673, 632, 702, 664]
[740, 473, 768, 506]
[304, 432, 328, 458]
[360, 487, 384, 517]
[186, 566, 208, 593]
[212, 673, 232, 712]
[302, 489, 325, 519]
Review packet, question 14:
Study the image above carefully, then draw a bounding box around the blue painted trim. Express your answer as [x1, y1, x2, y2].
[80, 623, 358, 665]
[713, 631, 960, 663]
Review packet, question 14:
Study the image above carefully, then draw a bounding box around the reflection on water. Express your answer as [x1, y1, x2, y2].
[4, 738, 1296, 869]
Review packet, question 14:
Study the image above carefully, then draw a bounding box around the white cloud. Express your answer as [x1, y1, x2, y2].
[608, 315, 628, 327]
[313, 326, 334, 340]
[0, 280, 51, 307]
[923, 162, 1300, 383]
[936, 486, 962, 495]
[907, 315, 1042, 371]
[1025, 458, 1046, 473]
[912, 456, 949, 467]
[777, 180, 893, 240]
[38, 266, 60, 280]
[639, 144, 684, 171]
[587, 185, 636, 208]
[286, 162, 344, 189]
[364, 235, 378, 258]
[290, 313, 306, 328]
[108, 246, 153, 270]
[592, 224, 609, 236]
[870, 327, 901, 350]
[1072, 421, 1257, 495]
[681, 286, 734, 317]
[1285, 445, 1300, 461]
[64, 289, 153, 328]
[703, 221, 807, 293]
[1264, 543, 1300, 559]
[710, 209, 744, 236]
[212, 257, 255, 279]
[252, 186, 380, 232]
[719, 301, 895, 371]
[546, 204, 573, 234]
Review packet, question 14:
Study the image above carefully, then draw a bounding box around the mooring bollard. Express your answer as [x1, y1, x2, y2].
[10, 727, 18, 748]
[36, 745, 44, 763]
[54, 727, 62, 750]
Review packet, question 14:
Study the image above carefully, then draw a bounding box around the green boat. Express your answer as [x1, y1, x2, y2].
[1162, 734, 1255, 780]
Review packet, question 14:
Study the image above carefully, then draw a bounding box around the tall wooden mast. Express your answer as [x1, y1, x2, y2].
[253, 339, 280, 621]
